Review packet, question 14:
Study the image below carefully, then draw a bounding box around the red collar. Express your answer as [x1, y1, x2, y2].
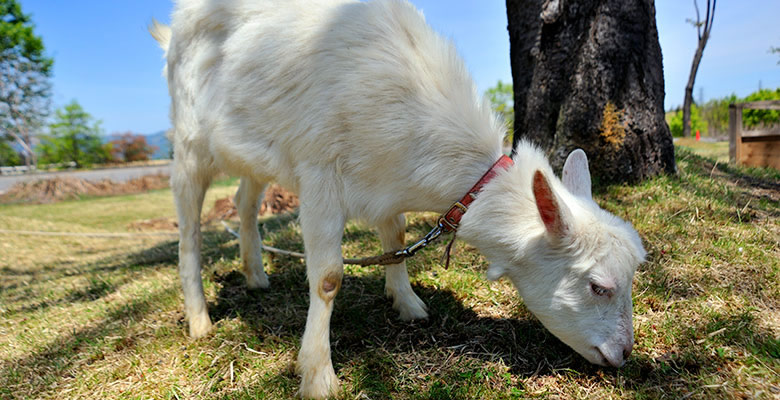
[439, 155, 514, 232]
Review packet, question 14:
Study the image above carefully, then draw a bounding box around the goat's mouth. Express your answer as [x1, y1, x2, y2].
[594, 347, 610, 366]
[595, 346, 625, 368]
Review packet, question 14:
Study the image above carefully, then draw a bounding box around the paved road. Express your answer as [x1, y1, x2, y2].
[0, 164, 171, 194]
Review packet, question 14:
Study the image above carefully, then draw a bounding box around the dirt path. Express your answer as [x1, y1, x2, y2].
[0, 164, 171, 194]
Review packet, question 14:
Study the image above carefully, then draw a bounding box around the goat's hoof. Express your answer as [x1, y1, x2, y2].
[298, 364, 339, 399]
[188, 313, 213, 338]
[389, 289, 429, 320]
[245, 271, 270, 289]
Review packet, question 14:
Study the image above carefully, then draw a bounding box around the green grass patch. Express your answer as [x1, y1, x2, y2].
[674, 138, 730, 163]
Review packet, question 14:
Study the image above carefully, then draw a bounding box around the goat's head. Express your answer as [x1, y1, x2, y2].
[460, 148, 646, 368]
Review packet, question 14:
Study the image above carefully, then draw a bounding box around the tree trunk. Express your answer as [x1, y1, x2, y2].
[507, 0, 676, 184]
[5, 128, 36, 167]
[682, 89, 693, 137]
[681, 44, 704, 138]
[682, 0, 715, 138]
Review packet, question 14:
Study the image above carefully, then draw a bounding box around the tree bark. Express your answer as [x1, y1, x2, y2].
[507, 0, 676, 184]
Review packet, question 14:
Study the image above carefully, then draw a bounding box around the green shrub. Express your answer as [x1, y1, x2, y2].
[668, 104, 707, 137]
[742, 88, 780, 128]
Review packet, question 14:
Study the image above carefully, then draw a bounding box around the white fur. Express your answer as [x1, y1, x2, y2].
[153, 0, 646, 397]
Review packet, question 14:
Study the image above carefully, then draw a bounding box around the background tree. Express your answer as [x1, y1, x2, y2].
[0, 140, 21, 165]
[699, 94, 736, 137]
[506, 0, 675, 183]
[38, 100, 110, 167]
[109, 132, 157, 162]
[682, 0, 716, 138]
[0, 0, 53, 167]
[485, 80, 514, 142]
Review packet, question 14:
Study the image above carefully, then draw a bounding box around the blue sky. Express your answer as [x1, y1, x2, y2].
[18, 0, 780, 135]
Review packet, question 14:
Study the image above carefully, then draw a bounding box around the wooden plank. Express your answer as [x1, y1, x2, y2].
[742, 129, 780, 138]
[741, 100, 780, 110]
[741, 134, 780, 143]
[739, 141, 780, 170]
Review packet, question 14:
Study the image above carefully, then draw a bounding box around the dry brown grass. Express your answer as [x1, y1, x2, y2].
[0, 174, 171, 204]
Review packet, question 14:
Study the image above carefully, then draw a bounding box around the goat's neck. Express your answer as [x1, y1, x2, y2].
[420, 146, 505, 215]
[454, 162, 544, 265]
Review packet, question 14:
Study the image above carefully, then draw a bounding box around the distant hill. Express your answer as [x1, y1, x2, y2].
[144, 130, 171, 160]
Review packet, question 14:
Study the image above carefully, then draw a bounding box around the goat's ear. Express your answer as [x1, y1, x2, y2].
[562, 149, 592, 198]
[532, 170, 570, 238]
[486, 263, 506, 281]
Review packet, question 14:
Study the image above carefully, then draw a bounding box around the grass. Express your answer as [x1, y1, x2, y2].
[673, 138, 730, 163]
[1, 150, 778, 399]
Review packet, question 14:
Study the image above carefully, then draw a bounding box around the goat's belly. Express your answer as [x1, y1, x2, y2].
[209, 130, 300, 190]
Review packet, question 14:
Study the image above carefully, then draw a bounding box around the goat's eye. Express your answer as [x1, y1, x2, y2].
[591, 282, 610, 297]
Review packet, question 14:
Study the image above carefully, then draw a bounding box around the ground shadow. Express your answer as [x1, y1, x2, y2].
[211, 265, 580, 376]
[209, 212, 582, 380]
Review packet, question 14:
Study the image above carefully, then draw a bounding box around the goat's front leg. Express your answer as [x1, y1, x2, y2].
[377, 214, 428, 320]
[296, 197, 345, 399]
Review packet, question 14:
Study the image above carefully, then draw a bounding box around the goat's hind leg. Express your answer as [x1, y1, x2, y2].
[234, 178, 270, 289]
[172, 156, 214, 338]
[378, 214, 428, 320]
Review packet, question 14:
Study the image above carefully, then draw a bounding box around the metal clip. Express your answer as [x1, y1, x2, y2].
[438, 215, 458, 231]
[452, 201, 468, 213]
[394, 221, 445, 258]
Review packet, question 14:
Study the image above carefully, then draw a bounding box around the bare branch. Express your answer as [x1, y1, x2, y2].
[708, 0, 717, 35]
[693, 0, 702, 40]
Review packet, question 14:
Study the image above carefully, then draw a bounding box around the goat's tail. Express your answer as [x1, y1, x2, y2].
[149, 19, 172, 52]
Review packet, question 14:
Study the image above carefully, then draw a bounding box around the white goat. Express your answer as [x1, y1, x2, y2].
[152, 0, 646, 397]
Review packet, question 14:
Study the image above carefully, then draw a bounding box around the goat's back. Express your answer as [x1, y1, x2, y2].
[165, 0, 502, 217]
